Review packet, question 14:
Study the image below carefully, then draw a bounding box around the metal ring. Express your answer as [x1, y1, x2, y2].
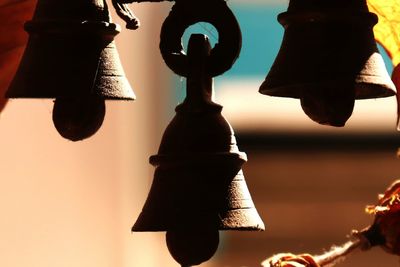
[160, 0, 242, 77]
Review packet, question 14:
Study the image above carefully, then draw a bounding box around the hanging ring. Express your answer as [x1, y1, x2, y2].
[160, 0, 242, 77]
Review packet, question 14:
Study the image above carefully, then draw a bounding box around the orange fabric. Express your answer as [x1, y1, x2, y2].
[365, 180, 400, 255]
[262, 253, 320, 267]
[0, 0, 36, 111]
[392, 65, 400, 129]
[368, 0, 400, 67]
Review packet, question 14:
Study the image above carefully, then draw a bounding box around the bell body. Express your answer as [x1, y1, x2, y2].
[132, 101, 265, 232]
[6, 0, 135, 100]
[260, 0, 395, 99]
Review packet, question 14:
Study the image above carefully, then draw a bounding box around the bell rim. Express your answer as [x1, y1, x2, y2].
[278, 10, 378, 27]
[131, 226, 266, 232]
[5, 92, 136, 100]
[259, 80, 396, 100]
[149, 151, 248, 166]
[131, 210, 265, 232]
[25, 20, 121, 37]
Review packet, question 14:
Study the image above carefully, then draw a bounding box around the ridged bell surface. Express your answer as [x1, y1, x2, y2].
[6, 0, 135, 100]
[132, 100, 265, 231]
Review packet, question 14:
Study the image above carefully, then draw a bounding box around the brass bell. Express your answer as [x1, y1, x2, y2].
[133, 34, 264, 266]
[6, 0, 135, 141]
[259, 0, 396, 127]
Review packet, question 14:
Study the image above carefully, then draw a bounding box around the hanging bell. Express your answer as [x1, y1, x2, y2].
[133, 34, 264, 266]
[6, 0, 135, 141]
[259, 0, 396, 127]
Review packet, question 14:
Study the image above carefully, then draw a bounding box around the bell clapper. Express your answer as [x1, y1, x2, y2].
[166, 230, 220, 267]
[300, 87, 355, 127]
[52, 96, 106, 141]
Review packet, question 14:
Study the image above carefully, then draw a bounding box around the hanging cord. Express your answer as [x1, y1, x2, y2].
[111, 0, 173, 29]
[111, 0, 140, 29]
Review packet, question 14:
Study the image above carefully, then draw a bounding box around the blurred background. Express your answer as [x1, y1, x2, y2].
[1, 0, 400, 266]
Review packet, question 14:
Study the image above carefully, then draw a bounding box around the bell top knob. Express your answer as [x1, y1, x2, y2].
[32, 0, 110, 22]
[179, 34, 217, 112]
[287, 0, 369, 12]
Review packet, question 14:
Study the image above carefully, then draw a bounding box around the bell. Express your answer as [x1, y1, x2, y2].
[6, 0, 135, 141]
[133, 34, 264, 266]
[132, 113, 264, 232]
[7, 0, 134, 99]
[259, 0, 396, 127]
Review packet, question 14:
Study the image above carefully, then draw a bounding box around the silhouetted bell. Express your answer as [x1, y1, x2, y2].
[259, 0, 396, 127]
[6, 0, 135, 141]
[133, 34, 264, 266]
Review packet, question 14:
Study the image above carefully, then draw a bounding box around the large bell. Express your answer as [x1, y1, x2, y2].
[6, 0, 135, 141]
[259, 0, 396, 127]
[133, 34, 264, 266]
[132, 105, 264, 232]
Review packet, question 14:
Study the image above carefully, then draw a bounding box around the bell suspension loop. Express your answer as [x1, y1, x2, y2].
[159, 0, 242, 77]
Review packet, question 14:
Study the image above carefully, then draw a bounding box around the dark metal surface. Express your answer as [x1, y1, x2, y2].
[259, 0, 395, 127]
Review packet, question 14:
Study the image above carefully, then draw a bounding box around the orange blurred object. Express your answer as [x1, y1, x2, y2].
[0, 0, 37, 112]
[364, 180, 400, 255]
[367, 0, 400, 128]
[368, 0, 400, 67]
[392, 64, 400, 129]
[262, 253, 320, 267]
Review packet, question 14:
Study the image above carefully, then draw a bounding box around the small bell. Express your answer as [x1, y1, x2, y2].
[259, 0, 396, 127]
[132, 34, 264, 266]
[6, 0, 135, 141]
